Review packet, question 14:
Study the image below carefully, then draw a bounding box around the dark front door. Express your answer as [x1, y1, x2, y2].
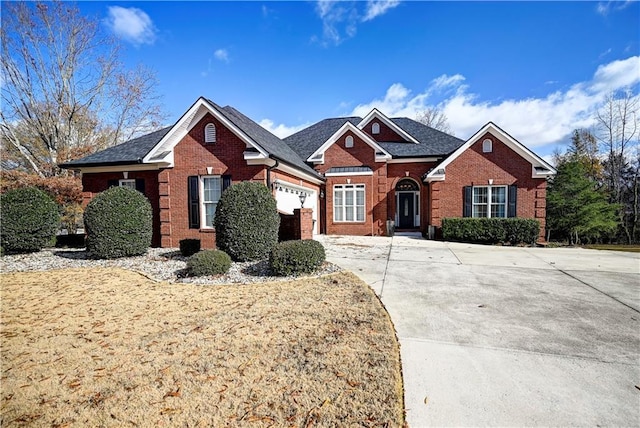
[398, 193, 414, 229]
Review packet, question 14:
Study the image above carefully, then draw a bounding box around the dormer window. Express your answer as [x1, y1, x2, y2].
[345, 135, 354, 148]
[205, 123, 216, 143]
[482, 138, 492, 153]
[371, 122, 380, 134]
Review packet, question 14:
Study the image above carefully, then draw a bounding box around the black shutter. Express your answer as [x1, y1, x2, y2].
[463, 186, 472, 217]
[222, 175, 232, 192]
[188, 176, 200, 229]
[135, 179, 145, 194]
[508, 185, 517, 218]
[107, 179, 118, 188]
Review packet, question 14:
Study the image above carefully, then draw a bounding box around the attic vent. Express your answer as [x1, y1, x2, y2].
[482, 138, 492, 153]
[205, 123, 216, 143]
[345, 135, 354, 148]
[372, 122, 380, 134]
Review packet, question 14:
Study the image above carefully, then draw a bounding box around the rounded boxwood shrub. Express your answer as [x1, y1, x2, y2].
[179, 238, 201, 257]
[187, 250, 232, 276]
[214, 182, 280, 261]
[270, 239, 326, 276]
[83, 186, 152, 259]
[0, 187, 60, 254]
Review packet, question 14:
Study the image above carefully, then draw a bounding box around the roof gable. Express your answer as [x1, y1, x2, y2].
[424, 122, 557, 182]
[304, 121, 391, 164]
[358, 108, 420, 144]
[143, 97, 270, 166]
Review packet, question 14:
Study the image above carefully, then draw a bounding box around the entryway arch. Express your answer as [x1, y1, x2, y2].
[395, 178, 420, 229]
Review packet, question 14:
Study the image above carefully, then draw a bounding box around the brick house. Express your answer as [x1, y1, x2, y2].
[61, 97, 555, 247]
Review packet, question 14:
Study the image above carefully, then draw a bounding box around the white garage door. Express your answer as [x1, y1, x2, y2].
[274, 180, 318, 235]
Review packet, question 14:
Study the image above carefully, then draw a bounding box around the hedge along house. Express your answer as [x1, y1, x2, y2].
[61, 96, 556, 247]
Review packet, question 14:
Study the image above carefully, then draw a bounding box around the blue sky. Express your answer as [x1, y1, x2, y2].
[80, 0, 639, 159]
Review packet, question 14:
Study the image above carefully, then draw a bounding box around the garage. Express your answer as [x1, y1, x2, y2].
[273, 180, 318, 235]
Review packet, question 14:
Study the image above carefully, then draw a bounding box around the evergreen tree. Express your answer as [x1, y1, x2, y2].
[547, 160, 618, 244]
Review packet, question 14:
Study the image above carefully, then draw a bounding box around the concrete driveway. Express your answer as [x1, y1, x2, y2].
[317, 234, 640, 427]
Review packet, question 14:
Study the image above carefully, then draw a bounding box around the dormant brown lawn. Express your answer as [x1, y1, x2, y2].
[1, 268, 404, 427]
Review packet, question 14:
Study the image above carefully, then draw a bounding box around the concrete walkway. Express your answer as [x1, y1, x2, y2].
[317, 234, 640, 427]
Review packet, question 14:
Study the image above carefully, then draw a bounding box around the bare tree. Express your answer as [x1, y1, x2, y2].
[415, 107, 452, 134]
[0, 1, 165, 177]
[595, 89, 639, 243]
[595, 90, 638, 202]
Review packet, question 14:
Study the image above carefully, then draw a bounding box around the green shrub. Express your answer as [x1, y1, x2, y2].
[0, 187, 60, 254]
[442, 218, 539, 245]
[270, 239, 326, 276]
[179, 239, 201, 257]
[214, 182, 280, 261]
[187, 250, 232, 276]
[83, 186, 152, 259]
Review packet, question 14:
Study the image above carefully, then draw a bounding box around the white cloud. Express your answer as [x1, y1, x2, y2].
[362, 0, 401, 22]
[348, 56, 640, 152]
[105, 6, 156, 46]
[214, 49, 229, 63]
[258, 119, 311, 139]
[313, 0, 400, 46]
[596, 1, 634, 16]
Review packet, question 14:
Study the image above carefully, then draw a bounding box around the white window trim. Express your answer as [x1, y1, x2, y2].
[333, 184, 365, 223]
[200, 175, 222, 229]
[205, 123, 216, 143]
[118, 179, 136, 189]
[472, 185, 507, 218]
[371, 122, 380, 134]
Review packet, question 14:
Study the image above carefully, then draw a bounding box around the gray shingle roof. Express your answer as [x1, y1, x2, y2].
[283, 117, 361, 161]
[283, 116, 464, 160]
[326, 166, 373, 174]
[60, 126, 172, 167]
[388, 118, 464, 156]
[213, 103, 320, 177]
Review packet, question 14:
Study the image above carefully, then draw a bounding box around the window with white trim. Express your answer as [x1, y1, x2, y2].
[334, 184, 365, 222]
[119, 179, 136, 190]
[371, 122, 380, 134]
[345, 135, 354, 148]
[473, 186, 506, 218]
[202, 176, 222, 227]
[205, 123, 216, 143]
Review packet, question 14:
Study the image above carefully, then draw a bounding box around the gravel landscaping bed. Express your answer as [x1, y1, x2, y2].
[0, 247, 342, 284]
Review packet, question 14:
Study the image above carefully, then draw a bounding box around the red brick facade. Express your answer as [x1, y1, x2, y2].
[81, 112, 320, 249]
[75, 101, 551, 245]
[429, 132, 547, 239]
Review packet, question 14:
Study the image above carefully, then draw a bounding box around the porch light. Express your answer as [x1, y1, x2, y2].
[299, 193, 307, 208]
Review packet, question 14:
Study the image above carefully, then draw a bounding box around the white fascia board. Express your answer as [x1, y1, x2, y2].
[325, 171, 374, 177]
[357, 108, 420, 144]
[77, 163, 165, 174]
[388, 157, 440, 164]
[273, 179, 317, 193]
[276, 162, 324, 185]
[424, 122, 557, 181]
[143, 97, 269, 165]
[306, 121, 391, 162]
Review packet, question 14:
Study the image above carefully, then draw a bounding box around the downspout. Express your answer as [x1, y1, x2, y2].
[267, 157, 279, 190]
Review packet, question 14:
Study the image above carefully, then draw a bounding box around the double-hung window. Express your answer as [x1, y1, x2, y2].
[472, 186, 507, 218]
[334, 184, 365, 222]
[202, 176, 222, 228]
[188, 175, 231, 229]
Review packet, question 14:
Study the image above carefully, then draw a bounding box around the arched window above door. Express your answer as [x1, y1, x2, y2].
[396, 179, 419, 192]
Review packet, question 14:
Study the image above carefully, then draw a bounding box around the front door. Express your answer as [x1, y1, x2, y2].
[398, 193, 414, 229]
